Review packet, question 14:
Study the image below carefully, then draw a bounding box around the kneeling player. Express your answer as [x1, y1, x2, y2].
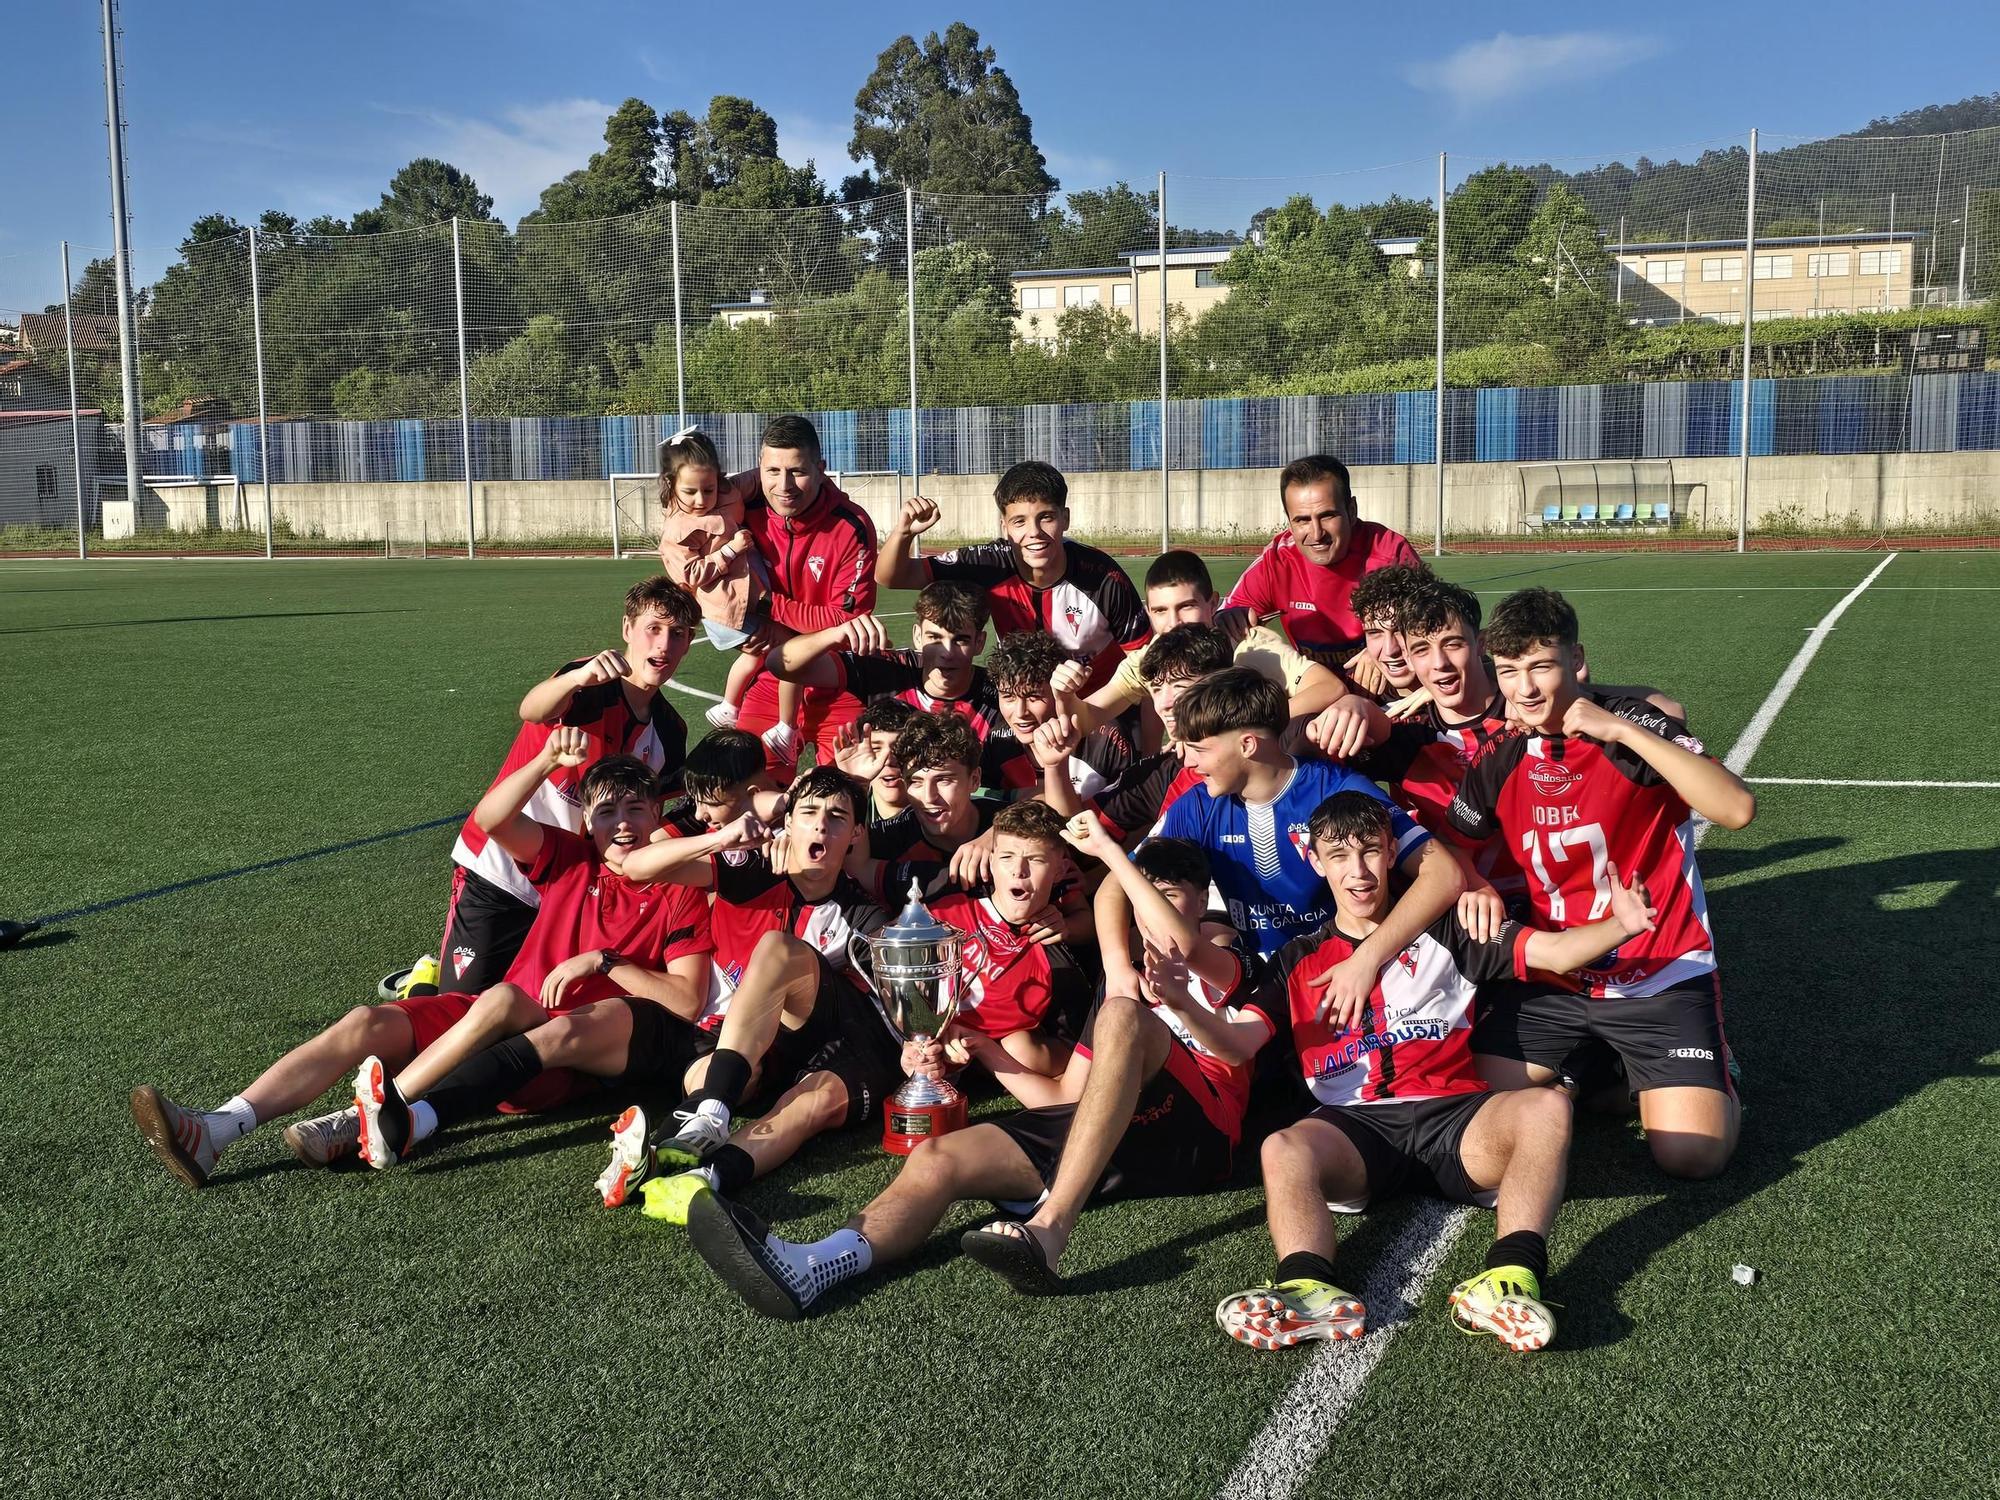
[679, 828, 1272, 1317]
[1217, 792, 1657, 1354]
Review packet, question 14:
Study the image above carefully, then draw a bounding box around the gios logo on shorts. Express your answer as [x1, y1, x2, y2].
[1528, 758, 1582, 797]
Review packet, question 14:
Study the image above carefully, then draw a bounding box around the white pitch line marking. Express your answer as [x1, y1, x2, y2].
[1746, 776, 2000, 789]
[1215, 551, 1900, 1500]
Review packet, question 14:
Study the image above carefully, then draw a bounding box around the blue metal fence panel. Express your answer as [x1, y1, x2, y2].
[1394, 390, 1433, 464]
[1475, 388, 1519, 462]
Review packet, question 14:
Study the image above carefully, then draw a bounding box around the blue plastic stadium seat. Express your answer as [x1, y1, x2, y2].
[1541, 503, 1560, 526]
[1652, 501, 1672, 523]
[1578, 504, 1599, 525]
[1613, 502, 1636, 524]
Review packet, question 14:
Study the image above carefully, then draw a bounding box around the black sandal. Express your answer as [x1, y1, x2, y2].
[960, 1219, 1064, 1295]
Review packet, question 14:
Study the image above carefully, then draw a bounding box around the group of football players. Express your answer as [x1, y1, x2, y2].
[130, 414, 1754, 1353]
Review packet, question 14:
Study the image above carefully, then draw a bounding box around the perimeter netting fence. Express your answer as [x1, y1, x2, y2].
[5, 124, 1998, 557]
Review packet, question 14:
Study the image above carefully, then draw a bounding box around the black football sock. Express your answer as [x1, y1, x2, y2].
[689, 1048, 752, 1115]
[423, 1035, 544, 1130]
[1485, 1230, 1549, 1285]
[376, 1080, 412, 1157]
[1275, 1251, 1341, 1288]
[704, 1143, 756, 1196]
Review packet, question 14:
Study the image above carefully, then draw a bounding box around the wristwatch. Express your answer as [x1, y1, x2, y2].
[596, 949, 623, 975]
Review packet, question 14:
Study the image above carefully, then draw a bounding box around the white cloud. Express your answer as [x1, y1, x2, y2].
[772, 112, 856, 180]
[1405, 31, 1662, 109]
[376, 98, 616, 222]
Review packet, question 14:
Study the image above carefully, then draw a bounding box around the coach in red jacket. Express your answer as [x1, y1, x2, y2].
[730, 414, 879, 766]
[1221, 454, 1422, 665]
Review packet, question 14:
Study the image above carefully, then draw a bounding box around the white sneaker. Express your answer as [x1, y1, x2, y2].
[283, 1106, 361, 1167]
[655, 1104, 731, 1170]
[761, 722, 800, 762]
[705, 702, 740, 729]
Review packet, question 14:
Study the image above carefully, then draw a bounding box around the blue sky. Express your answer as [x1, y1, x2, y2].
[1, 0, 1993, 315]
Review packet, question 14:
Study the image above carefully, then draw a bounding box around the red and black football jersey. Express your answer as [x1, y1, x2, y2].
[699, 849, 891, 1027]
[929, 891, 1085, 1040]
[1254, 911, 1527, 1107]
[1447, 693, 1715, 998]
[868, 796, 1002, 865]
[832, 651, 1003, 743]
[980, 720, 1135, 800]
[453, 662, 688, 905]
[1351, 693, 1524, 896]
[504, 829, 712, 1005]
[928, 539, 1148, 693]
[1087, 748, 1204, 842]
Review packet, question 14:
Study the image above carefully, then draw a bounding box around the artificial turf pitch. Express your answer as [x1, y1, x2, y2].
[3, 549, 1996, 1499]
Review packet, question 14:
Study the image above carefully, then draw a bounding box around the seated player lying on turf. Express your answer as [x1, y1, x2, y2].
[344, 741, 714, 1168]
[678, 826, 1272, 1318]
[1215, 791, 1659, 1354]
[591, 769, 912, 1221]
[357, 767, 878, 1183]
[1448, 587, 1753, 1179]
[772, 582, 998, 741]
[1047, 549, 1350, 753]
[384, 576, 699, 1002]
[126, 730, 704, 1188]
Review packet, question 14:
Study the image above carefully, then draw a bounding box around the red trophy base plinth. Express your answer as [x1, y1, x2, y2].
[882, 1090, 968, 1155]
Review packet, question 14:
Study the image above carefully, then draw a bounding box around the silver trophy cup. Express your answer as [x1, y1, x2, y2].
[849, 880, 968, 1151]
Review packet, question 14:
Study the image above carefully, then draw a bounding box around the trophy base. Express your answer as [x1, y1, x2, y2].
[882, 1093, 969, 1155]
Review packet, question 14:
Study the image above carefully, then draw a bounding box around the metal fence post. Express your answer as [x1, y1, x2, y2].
[905, 187, 921, 527]
[1738, 128, 1757, 555]
[670, 200, 686, 429]
[247, 226, 274, 559]
[1434, 152, 1448, 557]
[60, 240, 86, 559]
[452, 216, 474, 558]
[100, 0, 142, 523]
[1158, 170, 1170, 551]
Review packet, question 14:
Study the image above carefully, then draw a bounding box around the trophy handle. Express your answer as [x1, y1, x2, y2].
[846, 930, 873, 992]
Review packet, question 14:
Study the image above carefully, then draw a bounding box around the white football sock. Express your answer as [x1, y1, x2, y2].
[202, 1096, 259, 1151]
[695, 1098, 731, 1131]
[765, 1227, 873, 1305]
[408, 1100, 439, 1146]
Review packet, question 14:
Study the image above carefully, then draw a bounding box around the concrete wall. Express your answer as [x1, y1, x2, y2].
[192, 449, 1999, 549]
[0, 415, 101, 529]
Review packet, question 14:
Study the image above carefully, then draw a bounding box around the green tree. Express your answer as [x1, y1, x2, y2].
[1044, 184, 1155, 268]
[356, 158, 498, 232]
[845, 23, 1056, 198]
[530, 99, 664, 223]
[467, 314, 600, 416]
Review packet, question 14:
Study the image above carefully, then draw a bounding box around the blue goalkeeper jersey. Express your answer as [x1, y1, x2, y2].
[1158, 757, 1431, 955]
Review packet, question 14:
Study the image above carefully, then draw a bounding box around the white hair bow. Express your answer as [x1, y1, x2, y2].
[667, 424, 699, 444]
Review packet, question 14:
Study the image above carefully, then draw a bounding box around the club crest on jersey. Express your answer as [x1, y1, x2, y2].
[1396, 946, 1418, 976]
[1528, 758, 1582, 797]
[721, 848, 751, 866]
[1287, 824, 1313, 857]
[1063, 604, 1082, 629]
[807, 555, 826, 580]
[451, 945, 477, 978]
[1674, 734, 1706, 755]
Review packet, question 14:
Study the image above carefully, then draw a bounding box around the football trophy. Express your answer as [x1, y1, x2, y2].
[850, 880, 968, 1154]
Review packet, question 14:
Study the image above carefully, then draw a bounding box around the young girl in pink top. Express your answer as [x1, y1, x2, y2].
[655, 427, 798, 754]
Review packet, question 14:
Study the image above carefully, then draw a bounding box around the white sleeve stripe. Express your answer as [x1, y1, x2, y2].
[1395, 824, 1429, 856]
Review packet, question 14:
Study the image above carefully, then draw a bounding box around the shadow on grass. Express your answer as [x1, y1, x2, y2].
[1549, 837, 2000, 1350]
[0, 608, 415, 637]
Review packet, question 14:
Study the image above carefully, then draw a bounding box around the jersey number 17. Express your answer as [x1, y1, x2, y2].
[1521, 823, 1611, 923]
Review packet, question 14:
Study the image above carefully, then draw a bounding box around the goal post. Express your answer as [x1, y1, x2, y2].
[608, 472, 656, 560]
[94, 474, 252, 551]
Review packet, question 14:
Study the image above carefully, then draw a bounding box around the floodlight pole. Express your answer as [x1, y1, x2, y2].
[99, 0, 143, 518]
[1738, 129, 1757, 555]
[247, 226, 274, 559]
[1434, 152, 1447, 558]
[670, 200, 687, 429]
[452, 216, 474, 558]
[1159, 169, 1170, 552]
[61, 241, 86, 559]
[905, 187, 921, 539]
